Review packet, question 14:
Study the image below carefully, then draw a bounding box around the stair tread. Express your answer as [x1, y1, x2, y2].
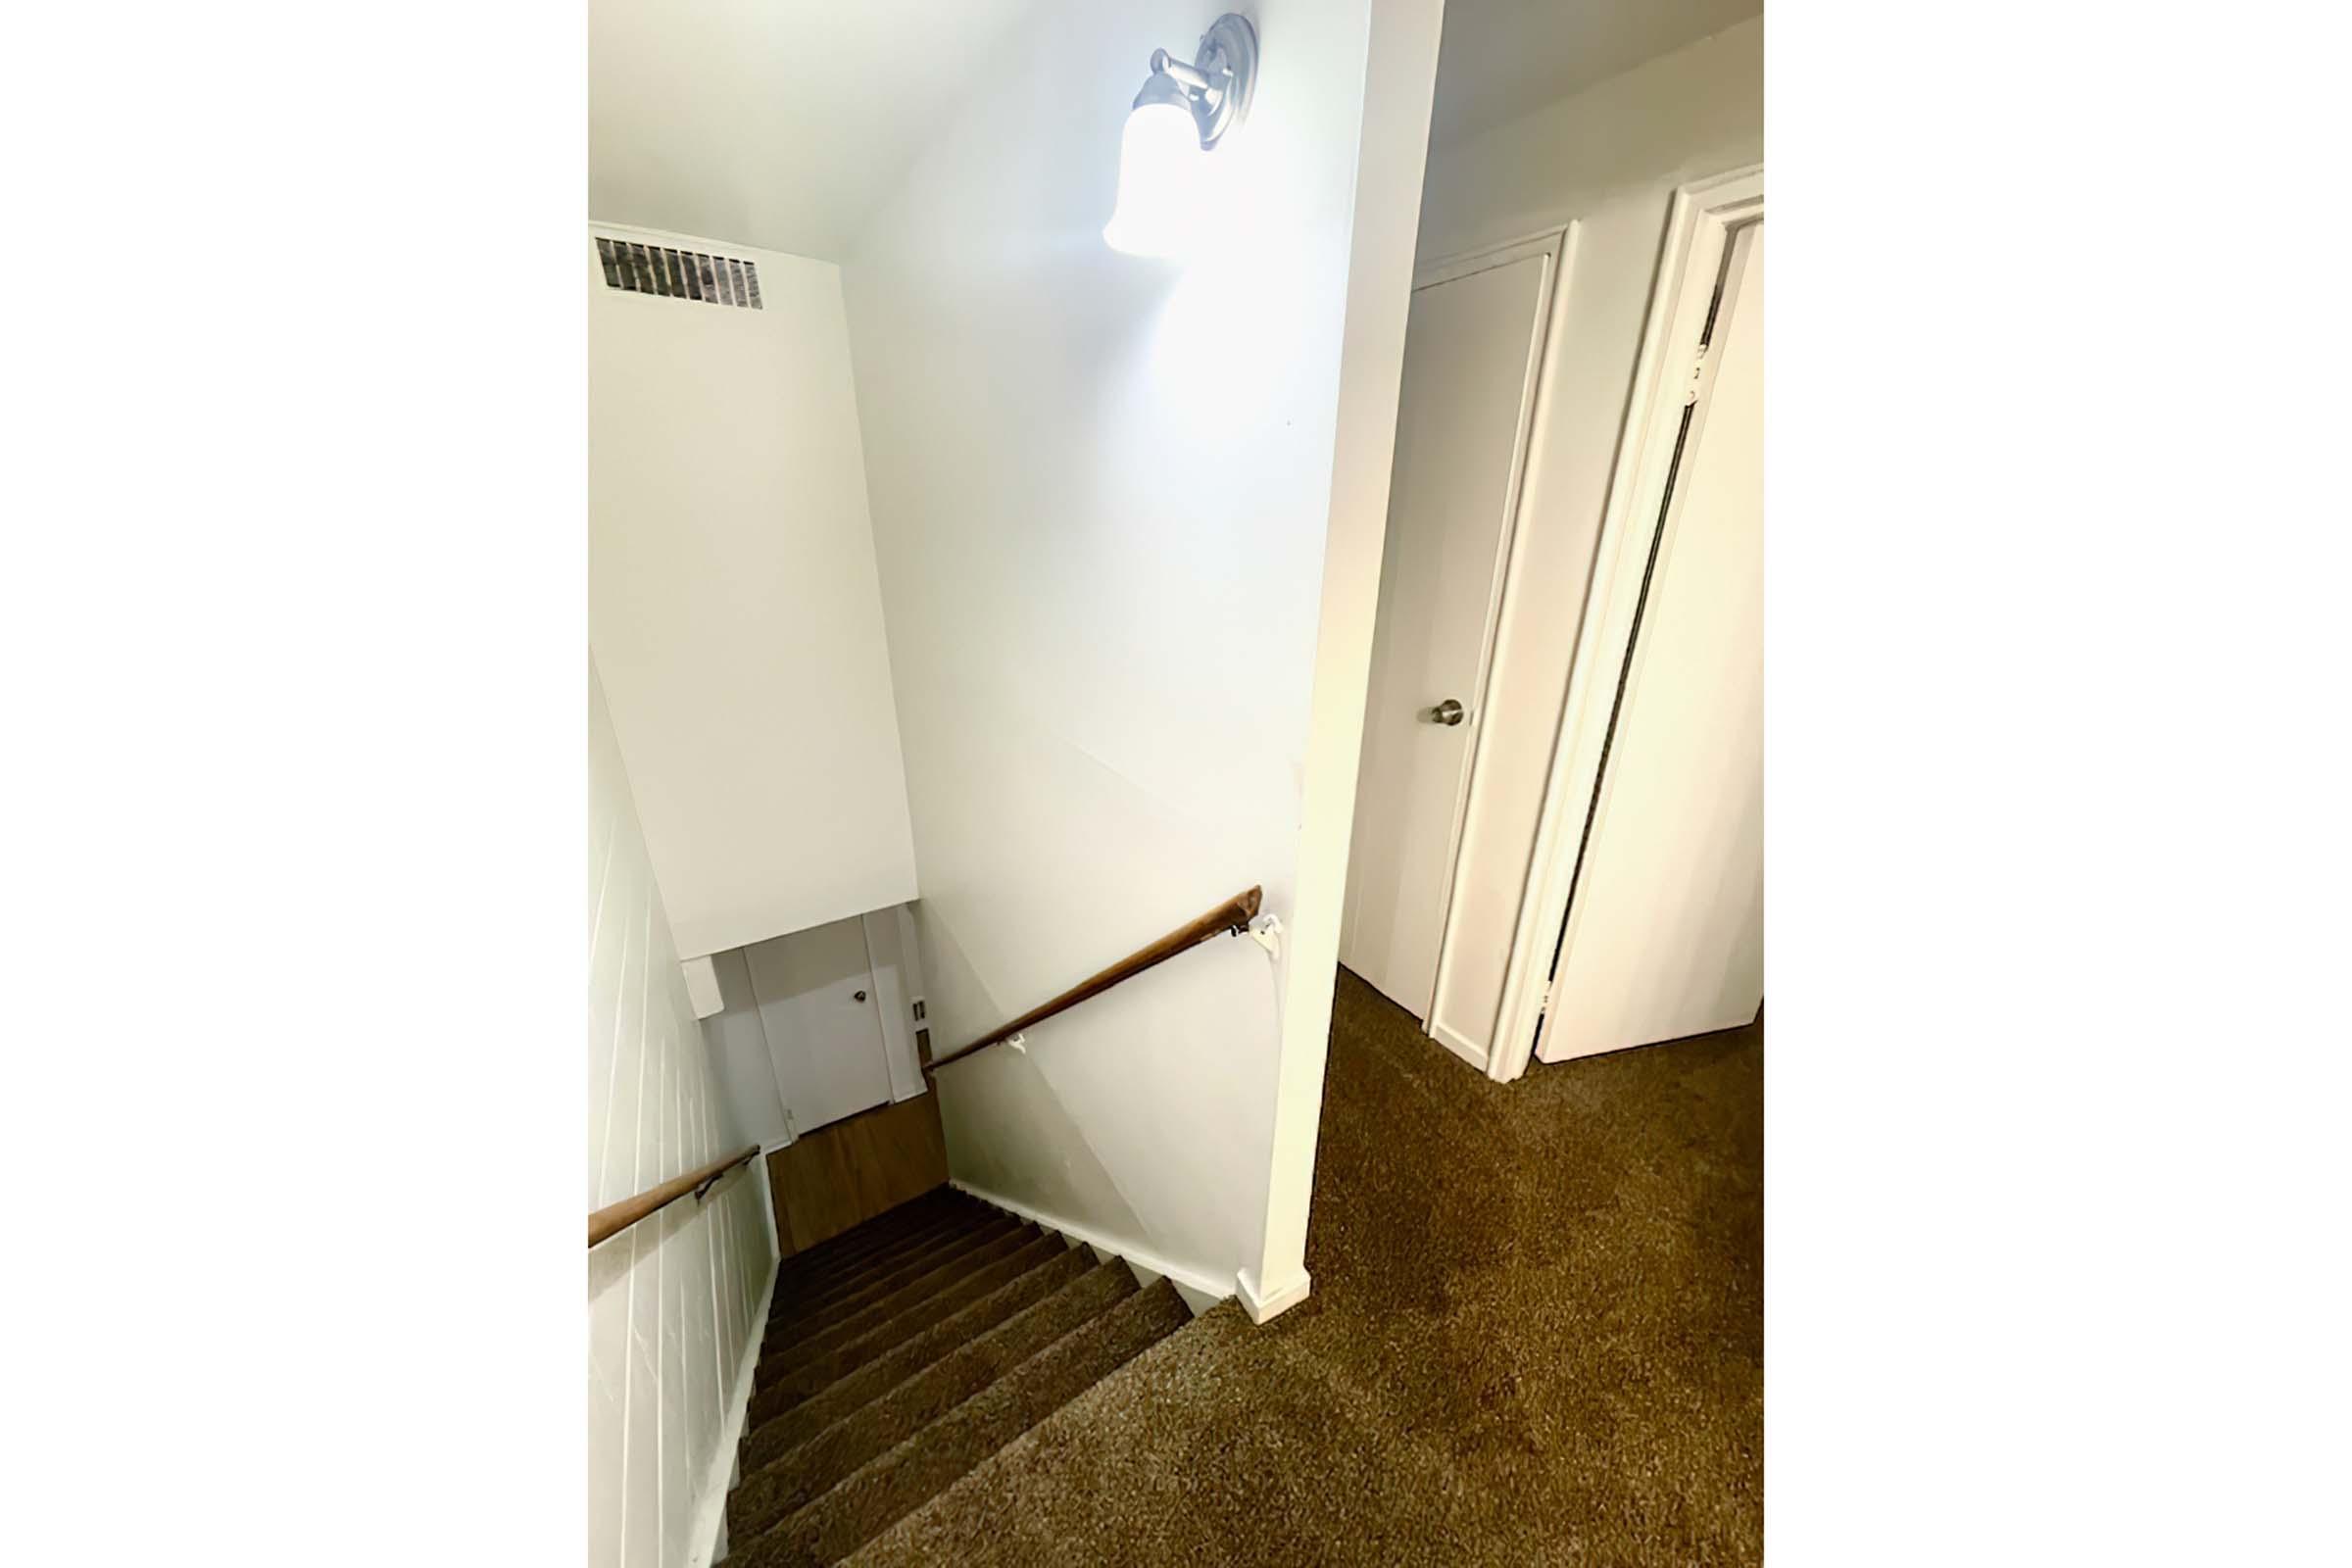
[747, 1234, 1070, 1427]
[770, 1214, 1022, 1336]
[731, 1280, 1193, 1567]
[760, 1226, 1040, 1384]
[731, 1259, 1136, 1537]
[746, 1244, 1095, 1470]
[838, 1299, 1225, 1568]
[775, 1191, 961, 1287]
[773, 1203, 976, 1312]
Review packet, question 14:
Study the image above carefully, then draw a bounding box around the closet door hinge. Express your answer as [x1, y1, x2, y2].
[1686, 344, 1711, 406]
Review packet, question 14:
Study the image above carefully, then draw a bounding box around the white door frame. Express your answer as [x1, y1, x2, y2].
[1485, 166, 1764, 1084]
[1358, 224, 1574, 1066]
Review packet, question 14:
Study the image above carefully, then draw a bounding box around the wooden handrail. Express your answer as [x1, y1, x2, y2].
[927, 886, 1262, 1072]
[588, 1143, 760, 1249]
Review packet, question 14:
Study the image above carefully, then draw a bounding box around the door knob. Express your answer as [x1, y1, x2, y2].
[1424, 698, 1467, 726]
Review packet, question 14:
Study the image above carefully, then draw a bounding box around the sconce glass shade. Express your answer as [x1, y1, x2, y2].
[1102, 97, 1207, 258]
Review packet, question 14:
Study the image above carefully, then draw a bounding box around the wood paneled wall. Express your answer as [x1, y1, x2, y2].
[765, 1092, 951, 1258]
[588, 666, 774, 1567]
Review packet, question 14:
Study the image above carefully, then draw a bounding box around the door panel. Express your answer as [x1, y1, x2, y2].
[1542, 222, 1764, 1059]
[1343, 253, 1550, 1022]
[745, 915, 893, 1135]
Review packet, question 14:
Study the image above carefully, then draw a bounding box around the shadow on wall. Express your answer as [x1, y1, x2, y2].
[918, 897, 1291, 1290]
[906, 902, 1003, 1054]
[914, 904, 1148, 1249]
[933, 1046, 1148, 1250]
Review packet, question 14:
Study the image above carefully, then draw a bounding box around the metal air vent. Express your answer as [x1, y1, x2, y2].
[595, 236, 762, 310]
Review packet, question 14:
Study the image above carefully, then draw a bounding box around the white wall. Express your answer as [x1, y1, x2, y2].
[1257, 0, 1448, 1317]
[839, 0, 1443, 1314]
[1415, 18, 1765, 1059]
[589, 665, 777, 1568]
[589, 0, 1042, 261]
[700, 948, 793, 1150]
[590, 225, 917, 961]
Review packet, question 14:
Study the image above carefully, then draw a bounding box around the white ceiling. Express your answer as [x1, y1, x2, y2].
[589, 0, 1042, 261]
[1429, 0, 1764, 150]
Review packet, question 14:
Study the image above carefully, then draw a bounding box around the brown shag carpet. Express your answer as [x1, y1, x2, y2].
[852, 967, 1762, 1565]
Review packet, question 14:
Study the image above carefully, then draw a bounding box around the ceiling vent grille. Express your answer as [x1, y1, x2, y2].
[596, 237, 762, 310]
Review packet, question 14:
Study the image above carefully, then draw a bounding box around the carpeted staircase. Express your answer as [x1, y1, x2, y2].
[722, 1186, 1194, 1566]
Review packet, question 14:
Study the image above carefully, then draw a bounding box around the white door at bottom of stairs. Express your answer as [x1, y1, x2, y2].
[1540, 220, 1764, 1062]
[1342, 243, 1553, 1028]
[745, 914, 894, 1136]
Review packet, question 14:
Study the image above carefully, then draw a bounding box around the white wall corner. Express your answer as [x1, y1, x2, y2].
[1236, 1266, 1313, 1325]
[681, 955, 725, 1019]
[684, 1240, 778, 1568]
[1255, 0, 1447, 1336]
[862, 906, 929, 1102]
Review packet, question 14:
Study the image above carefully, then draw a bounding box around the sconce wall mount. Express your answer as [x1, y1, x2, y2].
[1141, 13, 1258, 151]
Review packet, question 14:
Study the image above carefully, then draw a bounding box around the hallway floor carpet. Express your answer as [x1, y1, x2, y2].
[850, 968, 1763, 1565]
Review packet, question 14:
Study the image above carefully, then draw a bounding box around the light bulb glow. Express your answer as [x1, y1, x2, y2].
[1102, 101, 1206, 258]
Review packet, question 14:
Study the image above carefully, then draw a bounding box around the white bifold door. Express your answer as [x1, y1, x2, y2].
[1342, 243, 1555, 1040]
[1540, 221, 1765, 1060]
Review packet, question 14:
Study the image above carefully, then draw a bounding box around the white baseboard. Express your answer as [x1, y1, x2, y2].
[1236, 1266, 1312, 1324]
[1429, 1021, 1490, 1073]
[685, 1206, 781, 1568]
[949, 1179, 1234, 1311]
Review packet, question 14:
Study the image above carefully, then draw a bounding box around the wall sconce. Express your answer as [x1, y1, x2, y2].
[1102, 14, 1259, 258]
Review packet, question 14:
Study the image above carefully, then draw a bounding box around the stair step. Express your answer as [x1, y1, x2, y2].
[760, 1226, 1040, 1384]
[771, 1215, 1022, 1337]
[747, 1234, 1068, 1427]
[773, 1190, 959, 1287]
[771, 1221, 1003, 1345]
[772, 1201, 973, 1312]
[732, 1259, 1136, 1537]
[747, 1245, 1095, 1468]
[731, 1280, 1193, 1567]
[835, 1303, 1217, 1568]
